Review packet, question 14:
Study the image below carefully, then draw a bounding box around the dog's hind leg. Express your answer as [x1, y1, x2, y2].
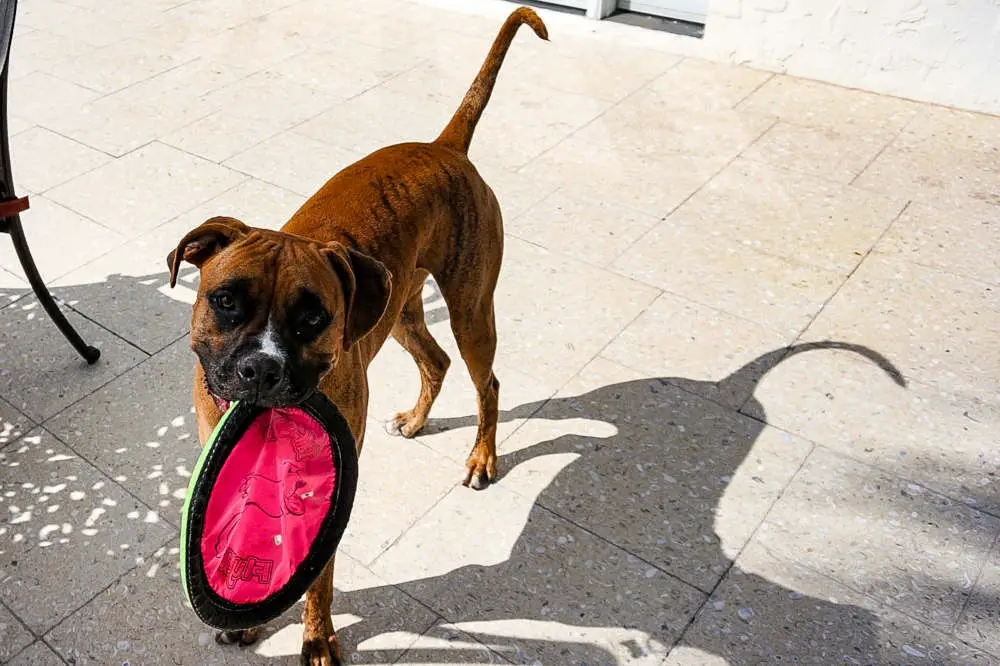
[388, 273, 451, 438]
[436, 249, 501, 490]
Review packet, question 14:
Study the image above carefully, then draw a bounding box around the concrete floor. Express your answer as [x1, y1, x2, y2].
[1, 0, 999, 663]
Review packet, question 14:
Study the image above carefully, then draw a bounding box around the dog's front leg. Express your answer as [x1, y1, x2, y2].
[301, 558, 340, 666]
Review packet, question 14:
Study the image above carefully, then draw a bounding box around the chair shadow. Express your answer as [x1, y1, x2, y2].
[338, 341, 913, 664]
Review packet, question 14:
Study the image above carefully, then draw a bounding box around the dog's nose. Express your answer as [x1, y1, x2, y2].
[237, 354, 283, 394]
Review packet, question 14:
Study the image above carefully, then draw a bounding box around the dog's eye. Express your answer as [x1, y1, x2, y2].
[213, 292, 236, 311]
[295, 309, 328, 339]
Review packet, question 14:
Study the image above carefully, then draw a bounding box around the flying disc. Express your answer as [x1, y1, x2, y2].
[179, 392, 358, 631]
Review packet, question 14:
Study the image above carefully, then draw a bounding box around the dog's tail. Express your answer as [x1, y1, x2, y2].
[435, 7, 548, 153]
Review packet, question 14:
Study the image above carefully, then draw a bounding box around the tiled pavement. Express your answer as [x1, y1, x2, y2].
[1, 0, 999, 663]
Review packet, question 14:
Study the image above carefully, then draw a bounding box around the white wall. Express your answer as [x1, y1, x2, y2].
[702, 0, 1000, 114]
[415, 0, 1000, 114]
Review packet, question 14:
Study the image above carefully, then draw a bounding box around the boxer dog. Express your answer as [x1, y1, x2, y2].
[167, 7, 549, 665]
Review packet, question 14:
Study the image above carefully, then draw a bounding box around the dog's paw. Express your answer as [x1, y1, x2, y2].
[215, 628, 261, 647]
[300, 635, 342, 666]
[463, 450, 497, 491]
[386, 410, 425, 439]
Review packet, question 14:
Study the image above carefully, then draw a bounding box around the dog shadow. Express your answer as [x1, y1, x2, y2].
[338, 341, 914, 664]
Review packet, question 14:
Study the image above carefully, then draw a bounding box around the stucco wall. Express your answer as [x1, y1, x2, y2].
[702, 0, 1000, 114]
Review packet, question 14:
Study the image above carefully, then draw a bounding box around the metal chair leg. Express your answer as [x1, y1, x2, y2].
[8, 217, 100, 364]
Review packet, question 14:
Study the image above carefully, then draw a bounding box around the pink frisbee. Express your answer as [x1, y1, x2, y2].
[180, 393, 357, 630]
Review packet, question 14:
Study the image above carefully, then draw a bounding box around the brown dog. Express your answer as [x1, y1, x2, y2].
[166, 8, 548, 665]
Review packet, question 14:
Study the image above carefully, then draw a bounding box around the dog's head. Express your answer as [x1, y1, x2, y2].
[167, 217, 391, 408]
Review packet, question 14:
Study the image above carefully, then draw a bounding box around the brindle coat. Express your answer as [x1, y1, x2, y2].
[167, 8, 549, 665]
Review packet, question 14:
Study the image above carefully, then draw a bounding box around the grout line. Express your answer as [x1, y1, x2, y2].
[505, 55, 686, 174]
[602, 115, 782, 269]
[847, 106, 922, 188]
[778, 199, 913, 349]
[953, 528, 1000, 636]
[0, 598, 41, 643]
[39, 533, 179, 644]
[731, 71, 776, 110]
[37, 326, 193, 430]
[669, 440, 818, 650]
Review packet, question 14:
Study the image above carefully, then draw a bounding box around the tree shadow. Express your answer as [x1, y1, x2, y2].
[336, 341, 930, 664]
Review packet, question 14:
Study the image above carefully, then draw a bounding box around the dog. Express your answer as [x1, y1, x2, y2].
[167, 8, 549, 665]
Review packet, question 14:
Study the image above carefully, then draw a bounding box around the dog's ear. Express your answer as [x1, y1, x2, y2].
[323, 242, 392, 351]
[166, 217, 249, 288]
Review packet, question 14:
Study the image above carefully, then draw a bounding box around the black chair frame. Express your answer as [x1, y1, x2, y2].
[0, 0, 99, 364]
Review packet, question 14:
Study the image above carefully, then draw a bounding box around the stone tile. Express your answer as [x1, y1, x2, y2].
[0, 399, 33, 449]
[738, 74, 921, 133]
[0, 298, 147, 422]
[155, 0, 302, 39]
[568, 87, 774, 164]
[338, 420, 462, 565]
[956, 537, 1000, 655]
[645, 58, 774, 112]
[385, 58, 612, 171]
[670, 540, 995, 665]
[500, 357, 813, 591]
[602, 291, 792, 409]
[801, 255, 1000, 399]
[185, 177, 306, 230]
[49, 222, 198, 354]
[7, 72, 101, 127]
[47, 540, 274, 665]
[189, 9, 312, 71]
[294, 85, 454, 155]
[18, 2, 162, 49]
[613, 213, 845, 336]
[47, 36, 191, 95]
[371, 483, 706, 666]
[0, 197, 125, 284]
[756, 448, 1000, 632]
[8, 116, 33, 138]
[0, 269, 27, 308]
[0, 604, 33, 662]
[266, 38, 419, 100]
[499, 35, 682, 103]
[9, 128, 112, 193]
[163, 71, 339, 163]
[519, 135, 724, 218]
[40, 69, 225, 157]
[896, 104, 1000, 155]
[854, 141, 1000, 209]
[247, 0, 388, 47]
[254, 554, 440, 665]
[224, 132, 364, 198]
[746, 343, 1000, 516]
[48, 540, 434, 664]
[506, 190, 661, 268]
[743, 119, 899, 184]
[0, 429, 173, 633]
[395, 621, 507, 665]
[469, 86, 611, 171]
[494, 237, 660, 390]
[6, 641, 64, 666]
[476, 161, 558, 222]
[876, 200, 1000, 286]
[45, 340, 197, 527]
[670, 157, 906, 272]
[47, 142, 246, 236]
[8, 28, 95, 80]
[50, 179, 305, 352]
